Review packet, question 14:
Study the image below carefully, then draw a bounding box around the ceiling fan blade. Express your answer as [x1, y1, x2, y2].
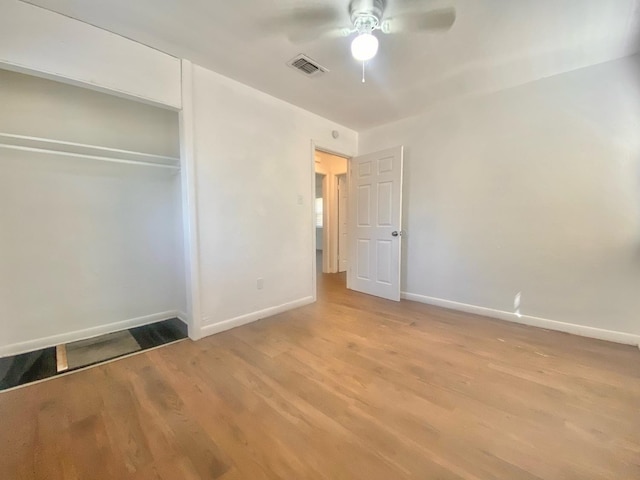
[258, 5, 343, 33]
[288, 25, 352, 44]
[381, 7, 456, 34]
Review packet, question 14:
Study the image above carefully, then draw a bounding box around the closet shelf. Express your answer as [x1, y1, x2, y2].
[0, 132, 180, 170]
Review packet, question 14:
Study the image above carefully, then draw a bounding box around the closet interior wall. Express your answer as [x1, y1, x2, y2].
[0, 68, 186, 356]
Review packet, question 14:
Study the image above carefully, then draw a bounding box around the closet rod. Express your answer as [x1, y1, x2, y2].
[0, 132, 180, 163]
[0, 143, 180, 170]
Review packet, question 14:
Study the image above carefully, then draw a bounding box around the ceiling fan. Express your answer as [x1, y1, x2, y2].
[346, 0, 456, 61]
[265, 0, 456, 63]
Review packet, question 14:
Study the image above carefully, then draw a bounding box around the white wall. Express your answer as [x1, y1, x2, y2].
[0, 0, 181, 109]
[359, 55, 640, 342]
[0, 70, 184, 356]
[186, 63, 357, 335]
[0, 68, 179, 157]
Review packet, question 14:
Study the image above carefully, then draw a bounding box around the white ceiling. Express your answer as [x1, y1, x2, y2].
[22, 0, 640, 130]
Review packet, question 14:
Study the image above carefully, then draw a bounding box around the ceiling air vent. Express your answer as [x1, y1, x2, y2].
[287, 54, 328, 78]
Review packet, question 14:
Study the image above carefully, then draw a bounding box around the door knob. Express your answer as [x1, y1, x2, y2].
[391, 230, 401, 237]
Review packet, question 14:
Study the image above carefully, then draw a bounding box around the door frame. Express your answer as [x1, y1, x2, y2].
[337, 173, 348, 273]
[310, 142, 352, 300]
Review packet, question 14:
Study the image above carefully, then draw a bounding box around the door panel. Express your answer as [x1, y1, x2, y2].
[378, 155, 394, 174]
[348, 146, 403, 301]
[359, 160, 372, 177]
[377, 181, 393, 225]
[357, 185, 371, 225]
[357, 239, 370, 279]
[376, 239, 392, 284]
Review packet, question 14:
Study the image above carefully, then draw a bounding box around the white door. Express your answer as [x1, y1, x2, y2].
[338, 174, 348, 272]
[347, 146, 403, 301]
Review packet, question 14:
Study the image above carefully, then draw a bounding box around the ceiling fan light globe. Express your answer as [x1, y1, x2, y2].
[351, 33, 379, 61]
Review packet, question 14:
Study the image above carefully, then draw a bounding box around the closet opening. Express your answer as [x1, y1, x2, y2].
[0, 68, 186, 391]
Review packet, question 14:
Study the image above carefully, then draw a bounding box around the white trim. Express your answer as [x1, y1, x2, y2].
[311, 140, 318, 301]
[0, 132, 179, 163]
[336, 173, 348, 273]
[200, 296, 314, 338]
[346, 160, 352, 291]
[179, 59, 204, 341]
[0, 310, 182, 358]
[0, 143, 180, 169]
[401, 292, 640, 347]
[177, 311, 189, 335]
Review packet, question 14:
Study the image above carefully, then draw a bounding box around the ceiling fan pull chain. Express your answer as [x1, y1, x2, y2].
[362, 61, 366, 83]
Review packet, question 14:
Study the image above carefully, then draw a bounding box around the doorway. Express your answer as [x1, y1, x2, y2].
[314, 149, 349, 278]
[315, 172, 326, 273]
[313, 145, 405, 302]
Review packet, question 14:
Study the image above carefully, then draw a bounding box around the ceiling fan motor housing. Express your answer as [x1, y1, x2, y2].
[349, 0, 386, 33]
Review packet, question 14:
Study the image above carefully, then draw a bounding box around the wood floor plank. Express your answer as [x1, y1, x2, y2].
[0, 387, 38, 480]
[0, 272, 639, 479]
[33, 379, 78, 480]
[212, 334, 458, 479]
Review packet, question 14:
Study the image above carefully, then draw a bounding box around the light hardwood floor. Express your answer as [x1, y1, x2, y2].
[1, 273, 639, 479]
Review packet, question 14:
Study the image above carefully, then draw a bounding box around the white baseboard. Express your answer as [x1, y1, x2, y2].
[176, 311, 190, 340]
[200, 296, 315, 338]
[401, 292, 640, 347]
[177, 311, 189, 324]
[0, 310, 182, 358]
